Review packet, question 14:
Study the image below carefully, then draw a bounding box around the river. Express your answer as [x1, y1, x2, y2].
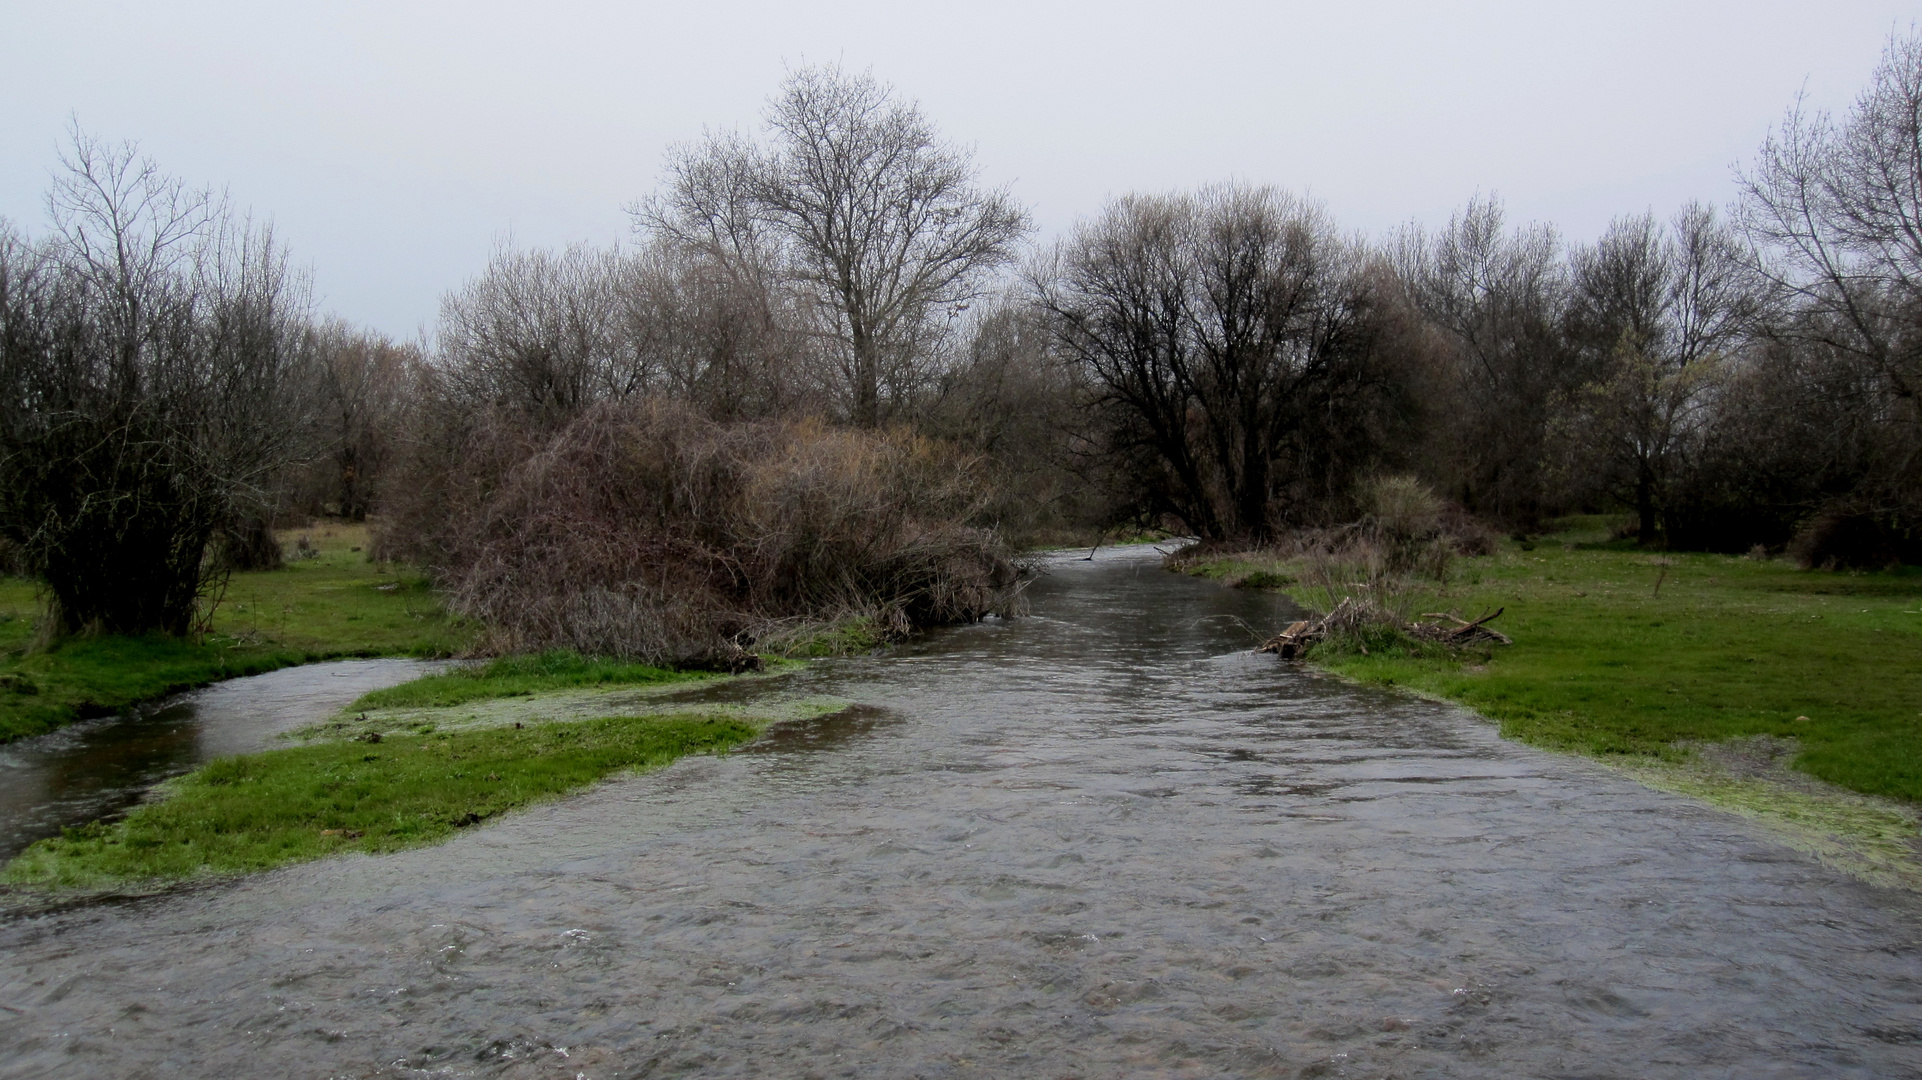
[0, 545, 1917, 1077]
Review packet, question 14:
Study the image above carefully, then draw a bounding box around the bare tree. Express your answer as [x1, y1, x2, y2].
[434, 241, 632, 427]
[1038, 185, 1396, 540]
[1393, 195, 1573, 525]
[639, 65, 1032, 426]
[619, 240, 818, 420]
[295, 321, 420, 520]
[1559, 205, 1760, 543]
[0, 131, 312, 636]
[1738, 29, 1922, 401]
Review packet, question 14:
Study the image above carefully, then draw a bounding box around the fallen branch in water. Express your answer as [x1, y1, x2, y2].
[1259, 601, 1512, 659]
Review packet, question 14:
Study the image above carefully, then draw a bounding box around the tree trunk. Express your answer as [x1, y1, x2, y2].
[1636, 465, 1658, 546]
[850, 332, 880, 427]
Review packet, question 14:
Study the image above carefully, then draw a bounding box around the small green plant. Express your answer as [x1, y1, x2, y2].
[753, 614, 892, 657]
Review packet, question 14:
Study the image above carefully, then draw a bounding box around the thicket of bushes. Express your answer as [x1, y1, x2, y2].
[377, 401, 1019, 665]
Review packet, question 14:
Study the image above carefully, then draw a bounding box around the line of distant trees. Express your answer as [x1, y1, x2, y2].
[5, 34, 1921, 640]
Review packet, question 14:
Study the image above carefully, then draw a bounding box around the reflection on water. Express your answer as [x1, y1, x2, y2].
[0, 659, 444, 860]
[0, 548, 1918, 1079]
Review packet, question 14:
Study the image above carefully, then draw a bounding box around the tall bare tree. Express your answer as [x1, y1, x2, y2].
[1739, 29, 1922, 401]
[299, 321, 419, 520]
[0, 131, 312, 636]
[1394, 196, 1572, 525]
[640, 65, 1031, 426]
[1560, 205, 1760, 543]
[435, 241, 632, 428]
[1038, 185, 1395, 540]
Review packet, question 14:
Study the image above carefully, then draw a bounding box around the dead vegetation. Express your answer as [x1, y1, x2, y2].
[378, 400, 1023, 666]
[1169, 477, 1513, 662]
[1259, 603, 1510, 659]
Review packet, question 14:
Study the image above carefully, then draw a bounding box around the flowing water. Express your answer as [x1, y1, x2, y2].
[0, 547, 1918, 1078]
[0, 659, 448, 862]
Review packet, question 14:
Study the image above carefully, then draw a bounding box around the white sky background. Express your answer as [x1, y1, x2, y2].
[1, 1, 1915, 339]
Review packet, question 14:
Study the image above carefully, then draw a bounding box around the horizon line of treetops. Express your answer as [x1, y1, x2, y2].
[3, 31, 1921, 640]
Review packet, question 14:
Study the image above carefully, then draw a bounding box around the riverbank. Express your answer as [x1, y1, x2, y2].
[1180, 523, 1922, 887]
[1, 655, 841, 894]
[0, 524, 470, 744]
[1179, 517, 1922, 803]
[5, 545, 1914, 1078]
[1, 712, 762, 891]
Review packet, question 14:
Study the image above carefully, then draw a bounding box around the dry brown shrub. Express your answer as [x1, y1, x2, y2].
[382, 400, 1020, 664]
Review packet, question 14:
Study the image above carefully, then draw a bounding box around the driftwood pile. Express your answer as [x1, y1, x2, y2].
[1258, 599, 1512, 660]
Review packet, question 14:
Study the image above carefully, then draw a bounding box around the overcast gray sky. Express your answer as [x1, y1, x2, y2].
[2, 1, 1914, 338]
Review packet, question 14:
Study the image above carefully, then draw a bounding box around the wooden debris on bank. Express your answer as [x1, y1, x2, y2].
[1258, 602, 1511, 659]
[1259, 620, 1317, 659]
[1417, 607, 1513, 646]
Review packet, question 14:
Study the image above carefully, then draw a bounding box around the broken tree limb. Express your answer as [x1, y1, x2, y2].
[1261, 602, 1514, 661]
[1257, 620, 1316, 659]
[1416, 607, 1511, 645]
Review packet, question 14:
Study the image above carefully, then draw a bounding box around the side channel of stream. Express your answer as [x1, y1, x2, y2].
[0, 545, 1918, 1078]
[0, 658, 448, 862]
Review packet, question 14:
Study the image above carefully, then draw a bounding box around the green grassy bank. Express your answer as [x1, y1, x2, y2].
[2, 711, 759, 890]
[349, 650, 705, 710]
[0, 524, 470, 743]
[1187, 519, 1922, 804]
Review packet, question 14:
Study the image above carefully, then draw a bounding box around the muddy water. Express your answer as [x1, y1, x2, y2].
[2, 547, 1919, 1078]
[0, 659, 447, 861]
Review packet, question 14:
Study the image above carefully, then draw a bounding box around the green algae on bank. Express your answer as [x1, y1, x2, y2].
[297, 684, 851, 743]
[343, 650, 719, 711]
[302, 658, 830, 742]
[1613, 736, 1922, 892]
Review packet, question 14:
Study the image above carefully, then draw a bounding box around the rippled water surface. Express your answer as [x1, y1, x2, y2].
[1, 548, 1918, 1078]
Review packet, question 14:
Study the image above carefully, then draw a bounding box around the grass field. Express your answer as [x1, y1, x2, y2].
[0, 524, 471, 743]
[1185, 518, 1922, 804]
[2, 711, 759, 890]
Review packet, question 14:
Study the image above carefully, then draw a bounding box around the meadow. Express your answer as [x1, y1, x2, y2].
[0, 524, 469, 743]
[1188, 519, 1922, 803]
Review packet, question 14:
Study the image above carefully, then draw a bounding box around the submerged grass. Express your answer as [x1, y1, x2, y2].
[2, 712, 758, 890]
[1188, 516, 1922, 803]
[0, 524, 471, 743]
